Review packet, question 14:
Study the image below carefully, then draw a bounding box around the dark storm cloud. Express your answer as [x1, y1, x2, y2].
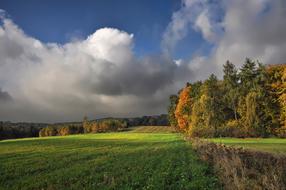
[92, 56, 178, 96]
[0, 88, 12, 102]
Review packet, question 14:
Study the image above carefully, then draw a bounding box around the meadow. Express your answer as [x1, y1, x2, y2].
[208, 138, 286, 154]
[0, 128, 220, 190]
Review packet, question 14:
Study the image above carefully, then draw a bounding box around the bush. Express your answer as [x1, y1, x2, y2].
[89, 119, 127, 133]
[216, 120, 245, 138]
[191, 138, 286, 190]
[276, 127, 286, 138]
[39, 126, 57, 137]
[189, 125, 215, 138]
[39, 124, 83, 137]
[58, 125, 83, 136]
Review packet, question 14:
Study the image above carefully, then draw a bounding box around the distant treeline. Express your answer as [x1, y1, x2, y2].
[39, 114, 169, 137]
[0, 114, 169, 139]
[39, 119, 126, 137]
[39, 124, 83, 137]
[0, 122, 47, 140]
[168, 59, 286, 138]
[122, 114, 169, 126]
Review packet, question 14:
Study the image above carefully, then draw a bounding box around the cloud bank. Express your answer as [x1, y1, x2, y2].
[164, 0, 286, 80]
[0, 16, 191, 122]
[1, 0, 286, 122]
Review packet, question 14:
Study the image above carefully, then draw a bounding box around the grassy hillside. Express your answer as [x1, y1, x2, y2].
[0, 131, 220, 190]
[208, 138, 286, 154]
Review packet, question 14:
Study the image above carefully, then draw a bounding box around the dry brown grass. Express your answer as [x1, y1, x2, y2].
[190, 138, 286, 190]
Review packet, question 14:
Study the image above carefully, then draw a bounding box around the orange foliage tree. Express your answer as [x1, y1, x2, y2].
[175, 85, 192, 132]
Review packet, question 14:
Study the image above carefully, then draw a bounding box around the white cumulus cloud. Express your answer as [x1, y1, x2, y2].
[163, 0, 286, 80]
[0, 16, 192, 122]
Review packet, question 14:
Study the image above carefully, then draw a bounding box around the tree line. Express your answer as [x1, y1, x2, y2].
[39, 119, 127, 137]
[168, 59, 286, 138]
[39, 114, 169, 137]
[0, 115, 168, 139]
[0, 122, 46, 140]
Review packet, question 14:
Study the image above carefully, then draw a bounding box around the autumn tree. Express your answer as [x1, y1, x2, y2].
[190, 94, 216, 137]
[175, 85, 192, 132]
[83, 116, 92, 133]
[267, 64, 286, 136]
[168, 58, 285, 138]
[201, 74, 225, 136]
[280, 67, 286, 127]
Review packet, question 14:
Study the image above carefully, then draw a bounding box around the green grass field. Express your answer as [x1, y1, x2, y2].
[0, 129, 220, 190]
[208, 138, 286, 154]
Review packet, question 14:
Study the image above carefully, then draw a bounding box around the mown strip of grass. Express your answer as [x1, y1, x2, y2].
[0, 133, 220, 190]
[208, 138, 286, 154]
[127, 126, 176, 133]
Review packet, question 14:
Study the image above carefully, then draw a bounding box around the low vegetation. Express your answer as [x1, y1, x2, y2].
[191, 138, 286, 190]
[0, 131, 220, 190]
[208, 138, 286, 154]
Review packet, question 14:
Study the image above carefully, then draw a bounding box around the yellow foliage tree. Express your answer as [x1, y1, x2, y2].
[189, 94, 215, 137]
[280, 67, 286, 127]
[266, 64, 286, 136]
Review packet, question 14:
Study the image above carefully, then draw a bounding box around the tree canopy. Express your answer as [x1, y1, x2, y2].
[168, 60, 286, 138]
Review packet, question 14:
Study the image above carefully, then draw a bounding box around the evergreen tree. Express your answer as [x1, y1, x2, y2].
[223, 61, 239, 120]
[239, 58, 258, 93]
[168, 95, 178, 128]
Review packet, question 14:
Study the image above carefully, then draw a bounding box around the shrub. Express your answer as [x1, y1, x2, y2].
[276, 127, 286, 138]
[216, 120, 245, 138]
[39, 126, 57, 137]
[39, 124, 83, 137]
[189, 125, 215, 138]
[89, 119, 127, 133]
[191, 138, 286, 190]
[58, 125, 83, 136]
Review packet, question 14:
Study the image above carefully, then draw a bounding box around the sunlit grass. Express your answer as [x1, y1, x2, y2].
[0, 132, 220, 190]
[208, 138, 286, 154]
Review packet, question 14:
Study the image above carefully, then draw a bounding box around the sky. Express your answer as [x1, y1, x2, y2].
[0, 0, 286, 122]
